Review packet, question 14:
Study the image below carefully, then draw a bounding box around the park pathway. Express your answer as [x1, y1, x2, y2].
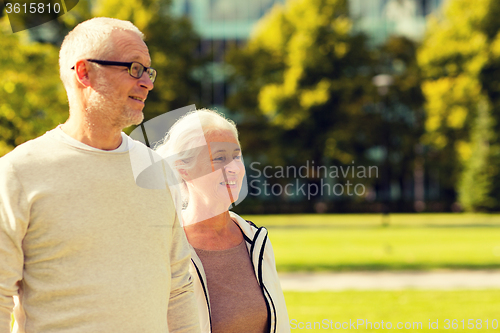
[279, 270, 500, 291]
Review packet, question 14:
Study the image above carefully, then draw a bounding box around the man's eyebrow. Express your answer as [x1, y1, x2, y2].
[130, 57, 151, 67]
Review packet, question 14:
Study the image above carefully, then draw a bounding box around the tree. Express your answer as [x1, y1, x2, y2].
[418, 0, 500, 211]
[0, 20, 67, 157]
[369, 36, 426, 210]
[458, 98, 496, 210]
[226, 0, 425, 211]
[227, 0, 374, 166]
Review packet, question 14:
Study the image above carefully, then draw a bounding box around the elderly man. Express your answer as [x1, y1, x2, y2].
[0, 18, 200, 332]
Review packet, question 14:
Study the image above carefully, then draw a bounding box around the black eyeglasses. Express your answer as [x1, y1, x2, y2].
[71, 59, 157, 83]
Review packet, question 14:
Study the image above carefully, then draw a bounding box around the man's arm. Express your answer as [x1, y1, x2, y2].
[0, 160, 28, 331]
[167, 212, 200, 333]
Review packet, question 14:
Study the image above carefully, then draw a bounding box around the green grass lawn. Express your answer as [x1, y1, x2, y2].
[285, 290, 500, 332]
[243, 213, 500, 228]
[241, 213, 500, 271]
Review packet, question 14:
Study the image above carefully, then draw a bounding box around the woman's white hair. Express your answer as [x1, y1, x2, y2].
[155, 109, 240, 208]
[59, 17, 143, 103]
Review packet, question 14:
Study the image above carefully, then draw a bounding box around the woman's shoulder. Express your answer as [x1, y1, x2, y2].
[229, 211, 260, 231]
[245, 219, 258, 228]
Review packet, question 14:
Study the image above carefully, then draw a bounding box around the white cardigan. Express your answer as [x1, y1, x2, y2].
[189, 212, 291, 333]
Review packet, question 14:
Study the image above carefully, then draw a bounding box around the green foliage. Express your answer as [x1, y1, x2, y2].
[0, 20, 67, 157]
[458, 99, 497, 211]
[369, 36, 426, 205]
[227, 0, 428, 208]
[418, 0, 500, 210]
[226, 0, 375, 168]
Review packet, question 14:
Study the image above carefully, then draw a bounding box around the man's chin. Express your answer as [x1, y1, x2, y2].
[131, 112, 144, 126]
[121, 110, 144, 128]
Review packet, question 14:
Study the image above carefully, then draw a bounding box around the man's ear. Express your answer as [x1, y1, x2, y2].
[74, 60, 91, 88]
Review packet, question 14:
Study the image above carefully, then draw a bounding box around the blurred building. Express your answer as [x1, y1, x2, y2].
[172, 0, 444, 42]
[170, 0, 285, 107]
[170, 0, 285, 40]
[350, 0, 444, 45]
[171, 0, 444, 107]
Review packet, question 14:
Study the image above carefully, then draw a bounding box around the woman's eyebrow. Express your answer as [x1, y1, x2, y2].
[212, 148, 241, 154]
[211, 149, 226, 154]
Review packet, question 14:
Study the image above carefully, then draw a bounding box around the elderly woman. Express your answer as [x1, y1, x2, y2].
[156, 109, 290, 333]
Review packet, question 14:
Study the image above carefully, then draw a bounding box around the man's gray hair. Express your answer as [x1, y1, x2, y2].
[59, 17, 144, 102]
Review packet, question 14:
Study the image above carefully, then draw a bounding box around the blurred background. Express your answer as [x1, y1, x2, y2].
[2, 1, 500, 331]
[1, 0, 499, 214]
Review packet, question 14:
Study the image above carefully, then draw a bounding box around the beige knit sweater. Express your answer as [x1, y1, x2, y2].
[0, 128, 200, 333]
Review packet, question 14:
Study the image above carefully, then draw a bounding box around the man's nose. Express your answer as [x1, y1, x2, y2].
[139, 72, 154, 91]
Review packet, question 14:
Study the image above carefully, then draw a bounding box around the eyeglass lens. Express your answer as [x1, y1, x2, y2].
[130, 62, 156, 83]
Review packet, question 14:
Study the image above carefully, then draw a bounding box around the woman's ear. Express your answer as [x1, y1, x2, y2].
[175, 160, 190, 181]
[178, 168, 190, 180]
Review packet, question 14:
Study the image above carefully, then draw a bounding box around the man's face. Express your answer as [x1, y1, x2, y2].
[86, 30, 154, 129]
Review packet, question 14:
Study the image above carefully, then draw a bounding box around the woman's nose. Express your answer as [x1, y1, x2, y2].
[224, 160, 240, 174]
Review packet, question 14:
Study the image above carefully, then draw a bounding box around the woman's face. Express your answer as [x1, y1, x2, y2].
[184, 129, 245, 208]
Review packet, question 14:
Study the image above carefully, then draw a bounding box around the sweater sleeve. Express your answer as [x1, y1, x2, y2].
[167, 212, 201, 333]
[0, 160, 29, 331]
